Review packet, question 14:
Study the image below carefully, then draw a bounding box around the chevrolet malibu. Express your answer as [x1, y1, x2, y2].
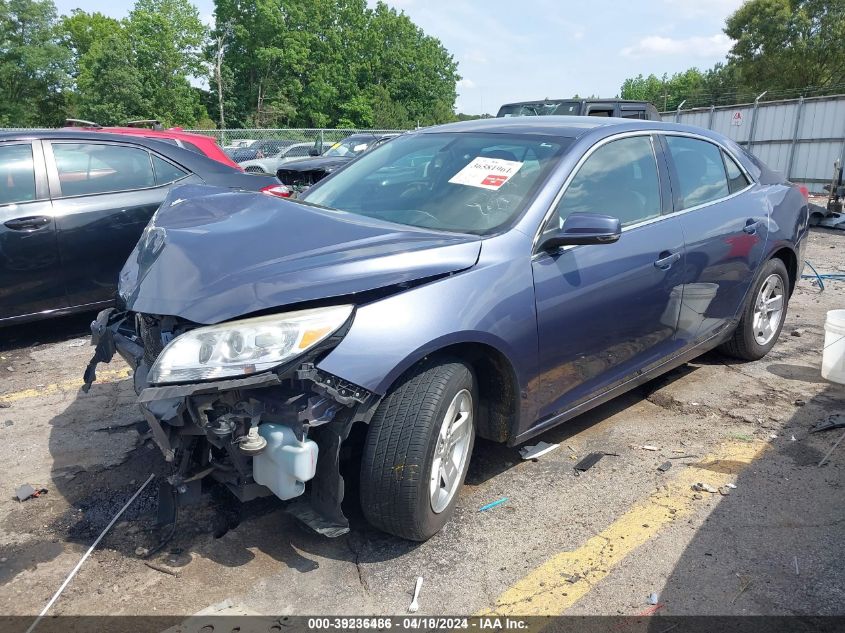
[84, 117, 809, 541]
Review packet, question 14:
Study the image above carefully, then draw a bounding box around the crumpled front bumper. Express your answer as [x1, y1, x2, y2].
[82, 308, 378, 537]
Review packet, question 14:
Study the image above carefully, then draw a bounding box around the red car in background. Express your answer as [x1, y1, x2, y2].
[64, 119, 241, 170]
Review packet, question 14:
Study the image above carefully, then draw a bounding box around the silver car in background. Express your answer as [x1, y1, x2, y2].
[239, 142, 314, 174]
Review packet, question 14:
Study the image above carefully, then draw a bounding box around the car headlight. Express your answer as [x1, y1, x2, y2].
[148, 305, 354, 384]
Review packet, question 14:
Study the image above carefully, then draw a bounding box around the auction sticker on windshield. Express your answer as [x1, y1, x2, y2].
[449, 157, 523, 190]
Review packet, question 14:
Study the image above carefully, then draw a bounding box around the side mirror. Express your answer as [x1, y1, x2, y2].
[308, 147, 320, 156]
[539, 213, 622, 251]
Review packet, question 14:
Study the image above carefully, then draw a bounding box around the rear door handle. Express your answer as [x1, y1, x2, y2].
[743, 219, 760, 234]
[4, 216, 51, 231]
[654, 251, 681, 270]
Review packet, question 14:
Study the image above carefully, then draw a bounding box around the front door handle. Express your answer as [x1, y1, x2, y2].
[743, 219, 760, 234]
[4, 216, 51, 231]
[654, 251, 681, 270]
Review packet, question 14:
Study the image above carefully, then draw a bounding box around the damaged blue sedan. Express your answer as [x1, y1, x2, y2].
[83, 116, 809, 541]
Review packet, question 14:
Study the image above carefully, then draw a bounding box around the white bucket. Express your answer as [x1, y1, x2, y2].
[821, 309, 845, 384]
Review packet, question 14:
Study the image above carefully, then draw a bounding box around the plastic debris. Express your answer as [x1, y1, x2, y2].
[791, 435, 797, 441]
[793, 556, 800, 576]
[648, 592, 659, 605]
[15, 484, 47, 502]
[0, 402, 10, 409]
[718, 486, 731, 496]
[726, 483, 737, 489]
[692, 482, 718, 494]
[479, 497, 508, 512]
[408, 576, 423, 613]
[642, 445, 659, 451]
[573, 452, 604, 472]
[519, 441, 559, 460]
[657, 461, 672, 472]
[794, 399, 806, 407]
[811, 414, 845, 434]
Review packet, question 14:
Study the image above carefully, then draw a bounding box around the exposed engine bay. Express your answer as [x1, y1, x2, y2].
[83, 307, 379, 537]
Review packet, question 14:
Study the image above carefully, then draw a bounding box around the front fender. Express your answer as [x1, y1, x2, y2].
[316, 230, 538, 420]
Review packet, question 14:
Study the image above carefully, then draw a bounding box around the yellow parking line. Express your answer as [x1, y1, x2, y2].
[485, 440, 767, 616]
[0, 367, 132, 403]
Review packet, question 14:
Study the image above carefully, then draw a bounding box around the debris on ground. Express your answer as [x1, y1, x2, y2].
[479, 498, 508, 512]
[791, 329, 804, 337]
[731, 574, 752, 604]
[795, 399, 806, 407]
[0, 402, 10, 409]
[573, 452, 605, 472]
[519, 441, 559, 460]
[791, 435, 797, 441]
[408, 576, 423, 613]
[648, 592, 659, 605]
[719, 486, 732, 496]
[641, 445, 659, 451]
[15, 484, 48, 502]
[726, 483, 737, 489]
[794, 556, 800, 576]
[669, 454, 698, 459]
[692, 482, 718, 494]
[810, 414, 845, 433]
[657, 461, 672, 473]
[144, 560, 181, 577]
[818, 429, 845, 467]
[135, 546, 150, 558]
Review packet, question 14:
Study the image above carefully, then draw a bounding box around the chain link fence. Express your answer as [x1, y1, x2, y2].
[185, 127, 407, 150]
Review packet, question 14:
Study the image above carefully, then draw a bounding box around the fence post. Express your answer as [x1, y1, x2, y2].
[786, 96, 805, 182]
[707, 105, 716, 130]
[674, 100, 686, 123]
[319, 129, 324, 152]
[747, 90, 768, 152]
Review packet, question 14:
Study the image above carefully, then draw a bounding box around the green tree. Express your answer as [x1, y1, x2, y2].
[76, 28, 150, 124]
[127, 0, 209, 125]
[212, 0, 459, 128]
[725, 0, 845, 92]
[0, 0, 70, 126]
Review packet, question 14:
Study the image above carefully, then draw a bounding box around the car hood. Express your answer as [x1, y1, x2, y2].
[119, 185, 482, 324]
[278, 156, 352, 172]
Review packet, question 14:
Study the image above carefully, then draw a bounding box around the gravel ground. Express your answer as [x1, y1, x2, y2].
[0, 228, 843, 623]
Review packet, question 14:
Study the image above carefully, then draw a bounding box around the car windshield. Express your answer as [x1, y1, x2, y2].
[498, 101, 581, 117]
[323, 137, 374, 157]
[301, 132, 569, 234]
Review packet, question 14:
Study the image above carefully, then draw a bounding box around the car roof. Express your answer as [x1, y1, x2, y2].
[502, 98, 652, 106]
[0, 129, 240, 173]
[416, 115, 700, 139]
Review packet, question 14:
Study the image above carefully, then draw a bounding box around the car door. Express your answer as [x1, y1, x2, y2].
[532, 134, 687, 422]
[45, 141, 194, 309]
[0, 140, 66, 320]
[660, 134, 766, 346]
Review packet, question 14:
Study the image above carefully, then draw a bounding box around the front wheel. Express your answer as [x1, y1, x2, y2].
[360, 358, 476, 541]
[719, 258, 790, 360]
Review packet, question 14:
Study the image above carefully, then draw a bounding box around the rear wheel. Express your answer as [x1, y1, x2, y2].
[360, 358, 475, 541]
[719, 258, 790, 360]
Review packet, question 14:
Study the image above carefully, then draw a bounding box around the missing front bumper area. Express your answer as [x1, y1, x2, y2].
[83, 308, 376, 538]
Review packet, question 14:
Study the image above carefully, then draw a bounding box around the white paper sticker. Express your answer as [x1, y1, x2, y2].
[353, 143, 368, 152]
[448, 157, 523, 190]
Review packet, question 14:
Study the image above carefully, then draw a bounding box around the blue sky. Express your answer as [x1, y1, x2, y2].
[53, 0, 745, 114]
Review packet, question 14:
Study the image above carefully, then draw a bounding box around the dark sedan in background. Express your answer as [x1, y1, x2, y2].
[276, 132, 398, 193]
[0, 130, 285, 325]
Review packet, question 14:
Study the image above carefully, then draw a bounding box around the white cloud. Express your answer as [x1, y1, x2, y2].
[463, 50, 488, 64]
[457, 78, 476, 89]
[621, 33, 733, 58]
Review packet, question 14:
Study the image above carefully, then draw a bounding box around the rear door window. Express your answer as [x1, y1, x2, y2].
[53, 143, 156, 197]
[0, 144, 37, 205]
[722, 150, 750, 194]
[152, 155, 188, 185]
[665, 136, 730, 209]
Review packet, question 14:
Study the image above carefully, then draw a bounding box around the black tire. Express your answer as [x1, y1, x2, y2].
[719, 258, 790, 361]
[360, 357, 476, 541]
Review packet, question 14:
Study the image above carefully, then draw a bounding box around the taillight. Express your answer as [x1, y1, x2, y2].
[798, 185, 809, 202]
[261, 184, 291, 198]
